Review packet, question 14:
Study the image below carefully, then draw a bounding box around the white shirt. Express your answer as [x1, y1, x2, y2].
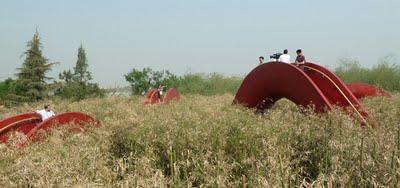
[36, 109, 55, 121]
[278, 54, 291, 63]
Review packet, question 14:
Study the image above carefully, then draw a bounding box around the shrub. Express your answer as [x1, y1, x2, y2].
[335, 56, 400, 92]
[125, 68, 242, 95]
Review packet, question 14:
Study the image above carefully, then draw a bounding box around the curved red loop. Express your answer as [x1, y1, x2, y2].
[0, 112, 99, 144]
[163, 88, 181, 103]
[0, 113, 41, 143]
[26, 112, 100, 140]
[143, 88, 180, 105]
[234, 62, 332, 112]
[234, 62, 371, 124]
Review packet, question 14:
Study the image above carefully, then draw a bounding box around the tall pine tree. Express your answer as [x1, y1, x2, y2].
[73, 45, 92, 83]
[57, 44, 103, 100]
[15, 31, 54, 101]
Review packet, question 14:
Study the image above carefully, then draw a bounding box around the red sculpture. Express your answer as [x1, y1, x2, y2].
[0, 112, 99, 144]
[234, 62, 371, 125]
[346, 83, 391, 99]
[143, 88, 181, 105]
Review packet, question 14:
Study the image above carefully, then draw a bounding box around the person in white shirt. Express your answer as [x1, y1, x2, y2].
[278, 49, 291, 63]
[36, 105, 55, 121]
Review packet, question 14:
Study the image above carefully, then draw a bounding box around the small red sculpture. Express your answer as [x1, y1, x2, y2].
[143, 88, 181, 105]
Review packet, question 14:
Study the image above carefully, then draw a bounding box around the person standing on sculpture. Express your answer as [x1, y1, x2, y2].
[278, 49, 291, 63]
[294, 49, 306, 65]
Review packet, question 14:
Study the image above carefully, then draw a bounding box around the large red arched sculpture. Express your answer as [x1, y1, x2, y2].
[346, 83, 391, 99]
[234, 62, 371, 124]
[143, 88, 181, 105]
[0, 112, 99, 144]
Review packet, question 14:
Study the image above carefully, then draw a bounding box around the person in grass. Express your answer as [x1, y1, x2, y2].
[36, 104, 55, 121]
[156, 84, 166, 102]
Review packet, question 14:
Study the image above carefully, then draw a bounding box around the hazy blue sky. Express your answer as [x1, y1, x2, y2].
[1, 0, 399, 86]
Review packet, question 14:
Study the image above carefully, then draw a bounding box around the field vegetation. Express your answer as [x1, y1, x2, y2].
[0, 94, 399, 187]
[1, 31, 400, 187]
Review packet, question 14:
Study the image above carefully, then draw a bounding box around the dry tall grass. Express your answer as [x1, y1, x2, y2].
[0, 94, 399, 187]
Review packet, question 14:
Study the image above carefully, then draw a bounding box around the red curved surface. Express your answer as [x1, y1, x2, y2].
[346, 83, 391, 99]
[234, 62, 370, 123]
[234, 62, 333, 112]
[143, 89, 160, 105]
[0, 113, 41, 143]
[26, 112, 99, 140]
[0, 112, 99, 144]
[143, 88, 180, 105]
[163, 88, 181, 103]
[301, 63, 370, 118]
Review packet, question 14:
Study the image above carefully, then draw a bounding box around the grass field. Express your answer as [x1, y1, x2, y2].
[0, 94, 399, 187]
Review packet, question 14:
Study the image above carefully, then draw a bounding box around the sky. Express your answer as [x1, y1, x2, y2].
[1, 0, 399, 87]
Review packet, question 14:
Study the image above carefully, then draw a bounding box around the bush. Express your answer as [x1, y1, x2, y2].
[335, 56, 400, 92]
[125, 68, 242, 95]
[124, 68, 178, 95]
[176, 73, 242, 95]
[0, 78, 14, 100]
[54, 82, 104, 101]
[55, 45, 104, 101]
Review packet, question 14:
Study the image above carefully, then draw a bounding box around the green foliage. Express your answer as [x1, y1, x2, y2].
[0, 78, 15, 106]
[55, 82, 104, 100]
[0, 78, 13, 99]
[73, 45, 92, 83]
[124, 68, 178, 95]
[13, 31, 55, 102]
[59, 70, 73, 84]
[55, 45, 104, 100]
[176, 73, 242, 95]
[125, 68, 242, 95]
[335, 56, 400, 91]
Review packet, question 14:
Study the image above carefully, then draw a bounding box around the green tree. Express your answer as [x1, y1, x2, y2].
[56, 45, 103, 100]
[73, 45, 92, 83]
[125, 68, 152, 95]
[14, 31, 54, 101]
[59, 70, 73, 84]
[125, 68, 179, 95]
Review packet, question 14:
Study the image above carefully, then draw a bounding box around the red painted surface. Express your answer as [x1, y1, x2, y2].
[0, 113, 41, 143]
[234, 62, 370, 122]
[234, 62, 332, 112]
[0, 112, 99, 144]
[163, 88, 181, 103]
[346, 83, 391, 99]
[143, 88, 180, 105]
[143, 89, 160, 105]
[301, 63, 370, 118]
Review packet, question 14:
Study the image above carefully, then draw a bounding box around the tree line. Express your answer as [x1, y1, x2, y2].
[0, 31, 243, 107]
[124, 68, 243, 95]
[1, 31, 399, 107]
[0, 31, 103, 106]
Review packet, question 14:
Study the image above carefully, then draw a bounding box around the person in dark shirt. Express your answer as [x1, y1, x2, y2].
[259, 56, 265, 64]
[295, 49, 306, 65]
